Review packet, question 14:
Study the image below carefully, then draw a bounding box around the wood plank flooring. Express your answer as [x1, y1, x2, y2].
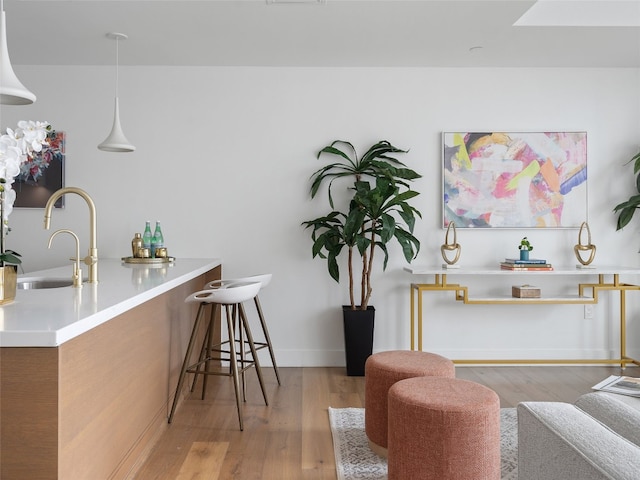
[132, 365, 627, 480]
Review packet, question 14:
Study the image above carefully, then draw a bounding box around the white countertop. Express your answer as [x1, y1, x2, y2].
[0, 258, 221, 347]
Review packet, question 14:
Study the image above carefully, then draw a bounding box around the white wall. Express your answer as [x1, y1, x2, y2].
[2, 65, 640, 366]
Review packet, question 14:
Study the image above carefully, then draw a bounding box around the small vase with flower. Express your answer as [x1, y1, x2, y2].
[518, 236, 533, 261]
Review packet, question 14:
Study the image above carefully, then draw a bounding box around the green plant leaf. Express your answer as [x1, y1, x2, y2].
[376, 242, 390, 270]
[397, 203, 420, 232]
[394, 228, 421, 262]
[355, 234, 371, 257]
[384, 189, 420, 210]
[630, 152, 640, 173]
[361, 141, 406, 164]
[378, 213, 395, 243]
[317, 144, 356, 166]
[0, 250, 22, 265]
[343, 205, 367, 244]
[617, 206, 638, 230]
[327, 250, 340, 283]
[310, 164, 355, 200]
[614, 195, 640, 212]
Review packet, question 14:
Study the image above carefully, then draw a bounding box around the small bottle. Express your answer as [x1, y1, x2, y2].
[142, 221, 152, 254]
[131, 233, 142, 257]
[152, 221, 164, 258]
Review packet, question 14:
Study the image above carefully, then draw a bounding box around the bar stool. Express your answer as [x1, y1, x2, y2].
[204, 273, 281, 385]
[168, 281, 268, 431]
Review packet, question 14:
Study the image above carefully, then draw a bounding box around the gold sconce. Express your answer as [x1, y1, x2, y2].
[441, 222, 461, 268]
[574, 221, 596, 267]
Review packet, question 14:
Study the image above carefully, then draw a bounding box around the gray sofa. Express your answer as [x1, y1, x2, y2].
[518, 391, 640, 480]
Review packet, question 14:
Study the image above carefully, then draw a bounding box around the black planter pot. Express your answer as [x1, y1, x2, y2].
[342, 305, 375, 376]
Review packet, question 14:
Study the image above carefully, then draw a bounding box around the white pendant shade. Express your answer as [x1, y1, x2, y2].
[0, 10, 35, 105]
[98, 32, 134, 153]
[97, 97, 135, 152]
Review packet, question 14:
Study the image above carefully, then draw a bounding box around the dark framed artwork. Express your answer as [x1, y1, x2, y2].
[442, 131, 587, 228]
[14, 130, 65, 209]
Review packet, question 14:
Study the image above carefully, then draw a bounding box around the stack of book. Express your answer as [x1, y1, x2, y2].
[500, 258, 553, 271]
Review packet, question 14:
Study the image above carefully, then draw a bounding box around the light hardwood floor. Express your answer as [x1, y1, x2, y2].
[133, 365, 627, 480]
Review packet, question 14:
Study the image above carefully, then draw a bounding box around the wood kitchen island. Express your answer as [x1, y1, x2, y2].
[0, 258, 221, 479]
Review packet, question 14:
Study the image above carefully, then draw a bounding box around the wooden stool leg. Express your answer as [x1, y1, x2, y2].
[190, 308, 212, 392]
[239, 303, 269, 406]
[201, 304, 216, 400]
[254, 295, 281, 385]
[168, 303, 206, 424]
[189, 303, 215, 393]
[225, 304, 244, 431]
[233, 304, 248, 402]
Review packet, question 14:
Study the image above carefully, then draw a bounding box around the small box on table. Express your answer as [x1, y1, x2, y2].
[512, 285, 541, 298]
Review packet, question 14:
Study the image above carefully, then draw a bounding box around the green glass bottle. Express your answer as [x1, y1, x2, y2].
[152, 221, 164, 258]
[142, 221, 152, 253]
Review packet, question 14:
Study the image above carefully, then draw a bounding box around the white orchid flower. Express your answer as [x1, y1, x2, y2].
[0, 120, 50, 223]
[2, 188, 15, 220]
[16, 120, 49, 154]
[0, 140, 24, 182]
[4, 127, 26, 154]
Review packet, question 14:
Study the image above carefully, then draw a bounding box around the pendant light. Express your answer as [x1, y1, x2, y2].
[98, 32, 135, 152]
[0, 0, 35, 105]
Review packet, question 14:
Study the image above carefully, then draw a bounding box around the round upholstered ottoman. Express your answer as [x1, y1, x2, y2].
[387, 376, 500, 480]
[364, 350, 455, 457]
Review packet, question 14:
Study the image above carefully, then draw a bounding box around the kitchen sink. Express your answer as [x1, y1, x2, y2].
[17, 278, 79, 290]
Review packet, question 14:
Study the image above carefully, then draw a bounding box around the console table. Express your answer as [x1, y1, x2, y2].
[404, 265, 640, 367]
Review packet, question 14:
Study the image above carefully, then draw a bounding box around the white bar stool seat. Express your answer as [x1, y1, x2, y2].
[168, 281, 268, 431]
[204, 273, 281, 385]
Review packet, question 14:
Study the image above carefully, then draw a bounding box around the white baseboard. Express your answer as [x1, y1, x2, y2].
[253, 348, 640, 368]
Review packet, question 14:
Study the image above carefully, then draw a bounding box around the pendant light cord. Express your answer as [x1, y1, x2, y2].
[115, 35, 119, 98]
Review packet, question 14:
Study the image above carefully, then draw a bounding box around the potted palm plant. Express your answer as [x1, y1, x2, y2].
[302, 140, 422, 375]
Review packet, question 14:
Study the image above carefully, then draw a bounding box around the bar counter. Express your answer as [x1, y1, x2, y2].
[0, 257, 222, 479]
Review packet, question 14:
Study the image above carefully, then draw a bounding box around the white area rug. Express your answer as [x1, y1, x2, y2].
[328, 407, 518, 480]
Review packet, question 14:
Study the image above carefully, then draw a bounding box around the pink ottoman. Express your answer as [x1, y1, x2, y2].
[388, 376, 500, 480]
[364, 350, 455, 457]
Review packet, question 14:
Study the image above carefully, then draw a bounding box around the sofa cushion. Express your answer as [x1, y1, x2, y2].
[576, 392, 640, 448]
[518, 402, 640, 480]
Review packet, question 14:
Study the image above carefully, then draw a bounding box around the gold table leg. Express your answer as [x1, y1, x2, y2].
[418, 285, 423, 351]
[410, 284, 415, 350]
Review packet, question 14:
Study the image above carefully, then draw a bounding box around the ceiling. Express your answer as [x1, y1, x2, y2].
[4, 0, 640, 68]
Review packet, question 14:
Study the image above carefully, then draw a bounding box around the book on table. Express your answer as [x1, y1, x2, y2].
[592, 375, 640, 397]
[500, 262, 554, 271]
[504, 258, 548, 264]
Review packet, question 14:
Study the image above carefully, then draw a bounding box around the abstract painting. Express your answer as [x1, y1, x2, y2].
[443, 131, 587, 228]
[14, 130, 65, 208]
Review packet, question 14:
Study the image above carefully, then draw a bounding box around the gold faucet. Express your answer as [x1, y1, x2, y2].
[48, 229, 83, 288]
[44, 187, 98, 284]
